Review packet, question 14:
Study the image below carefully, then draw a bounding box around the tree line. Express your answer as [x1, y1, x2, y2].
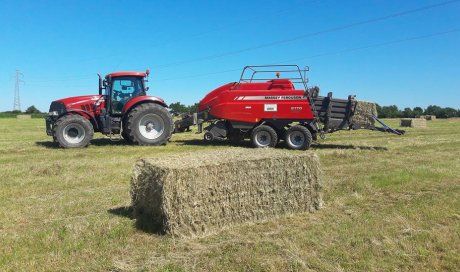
[376, 105, 460, 118]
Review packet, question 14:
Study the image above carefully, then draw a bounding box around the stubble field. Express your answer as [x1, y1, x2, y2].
[0, 118, 459, 271]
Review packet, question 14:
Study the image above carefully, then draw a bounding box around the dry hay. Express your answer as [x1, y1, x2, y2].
[352, 100, 378, 128]
[421, 115, 436, 121]
[16, 114, 32, 119]
[131, 148, 322, 237]
[400, 118, 427, 128]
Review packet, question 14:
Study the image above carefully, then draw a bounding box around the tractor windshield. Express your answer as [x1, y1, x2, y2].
[110, 76, 144, 114]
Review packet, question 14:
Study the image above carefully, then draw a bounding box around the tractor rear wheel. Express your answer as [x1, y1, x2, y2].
[285, 125, 312, 150]
[250, 125, 278, 148]
[53, 114, 94, 148]
[125, 103, 173, 146]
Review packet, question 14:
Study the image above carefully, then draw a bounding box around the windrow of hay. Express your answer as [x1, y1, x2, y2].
[352, 100, 378, 128]
[400, 118, 427, 128]
[16, 115, 32, 119]
[131, 148, 322, 237]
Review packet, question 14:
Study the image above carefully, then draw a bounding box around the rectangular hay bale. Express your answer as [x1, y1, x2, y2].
[352, 100, 378, 128]
[400, 118, 427, 128]
[131, 148, 322, 237]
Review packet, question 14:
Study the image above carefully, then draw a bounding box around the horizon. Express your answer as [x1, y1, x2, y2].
[1, 0, 459, 112]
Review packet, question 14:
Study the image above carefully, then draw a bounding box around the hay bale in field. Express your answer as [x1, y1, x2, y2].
[352, 100, 378, 128]
[425, 115, 436, 121]
[400, 118, 427, 128]
[16, 114, 31, 119]
[131, 148, 322, 237]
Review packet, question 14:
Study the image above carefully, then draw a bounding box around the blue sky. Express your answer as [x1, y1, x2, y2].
[1, 0, 459, 112]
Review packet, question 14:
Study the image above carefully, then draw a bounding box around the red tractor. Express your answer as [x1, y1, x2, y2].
[175, 65, 403, 149]
[46, 70, 173, 148]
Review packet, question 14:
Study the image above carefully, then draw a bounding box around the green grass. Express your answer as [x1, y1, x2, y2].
[0, 118, 459, 271]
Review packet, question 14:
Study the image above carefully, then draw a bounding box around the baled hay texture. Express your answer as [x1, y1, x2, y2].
[352, 100, 378, 128]
[425, 115, 436, 120]
[131, 148, 322, 237]
[400, 118, 427, 128]
[16, 114, 32, 119]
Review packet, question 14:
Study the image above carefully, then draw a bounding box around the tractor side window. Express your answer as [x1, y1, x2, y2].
[110, 77, 144, 114]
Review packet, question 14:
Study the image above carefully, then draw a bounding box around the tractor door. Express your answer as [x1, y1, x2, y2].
[108, 76, 145, 115]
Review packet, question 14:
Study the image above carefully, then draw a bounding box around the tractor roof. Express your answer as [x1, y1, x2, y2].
[107, 71, 147, 78]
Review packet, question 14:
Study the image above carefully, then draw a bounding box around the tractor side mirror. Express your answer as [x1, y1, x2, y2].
[145, 87, 149, 92]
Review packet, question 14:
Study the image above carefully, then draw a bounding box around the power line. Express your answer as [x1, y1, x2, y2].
[154, 0, 460, 69]
[157, 28, 460, 82]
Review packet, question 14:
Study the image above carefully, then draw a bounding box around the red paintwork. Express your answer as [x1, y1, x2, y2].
[108, 71, 147, 78]
[122, 96, 166, 113]
[198, 79, 315, 124]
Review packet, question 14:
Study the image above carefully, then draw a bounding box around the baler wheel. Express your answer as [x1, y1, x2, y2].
[53, 114, 94, 148]
[125, 103, 173, 146]
[204, 132, 214, 141]
[250, 125, 278, 148]
[285, 125, 312, 150]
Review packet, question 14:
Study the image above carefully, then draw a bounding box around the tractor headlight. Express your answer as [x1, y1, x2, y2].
[48, 111, 59, 116]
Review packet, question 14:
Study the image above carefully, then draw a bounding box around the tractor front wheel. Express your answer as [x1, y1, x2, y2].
[125, 103, 173, 146]
[285, 125, 312, 150]
[53, 114, 94, 148]
[250, 125, 278, 148]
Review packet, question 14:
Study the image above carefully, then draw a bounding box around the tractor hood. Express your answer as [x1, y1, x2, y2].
[55, 95, 103, 108]
[48, 95, 104, 116]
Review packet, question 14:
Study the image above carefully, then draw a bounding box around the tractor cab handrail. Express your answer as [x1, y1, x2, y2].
[238, 65, 309, 91]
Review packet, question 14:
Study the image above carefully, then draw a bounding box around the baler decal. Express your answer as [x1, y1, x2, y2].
[234, 95, 307, 101]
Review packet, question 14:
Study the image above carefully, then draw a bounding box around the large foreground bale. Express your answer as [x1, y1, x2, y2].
[131, 149, 322, 237]
[400, 118, 427, 128]
[352, 100, 378, 128]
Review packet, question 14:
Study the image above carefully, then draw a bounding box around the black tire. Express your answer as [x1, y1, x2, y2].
[124, 103, 173, 146]
[53, 114, 94, 148]
[250, 125, 278, 148]
[284, 125, 312, 150]
[121, 131, 132, 143]
[204, 132, 214, 141]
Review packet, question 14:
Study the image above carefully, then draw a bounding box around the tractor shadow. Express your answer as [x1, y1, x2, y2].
[108, 206, 166, 235]
[35, 138, 131, 148]
[175, 139, 387, 151]
[35, 141, 59, 148]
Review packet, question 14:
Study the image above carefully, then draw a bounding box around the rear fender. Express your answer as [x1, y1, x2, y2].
[122, 96, 168, 115]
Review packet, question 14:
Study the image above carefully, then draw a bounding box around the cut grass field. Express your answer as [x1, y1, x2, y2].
[0, 118, 459, 271]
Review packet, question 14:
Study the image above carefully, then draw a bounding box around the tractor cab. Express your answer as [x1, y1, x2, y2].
[99, 71, 149, 115]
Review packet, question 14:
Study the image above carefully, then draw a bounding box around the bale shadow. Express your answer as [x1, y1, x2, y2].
[108, 206, 166, 235]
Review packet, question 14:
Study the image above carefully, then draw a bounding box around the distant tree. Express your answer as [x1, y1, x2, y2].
[375, 104, 382, 117]
[25, 105, 41, 114]
[380, 105, 400, 118]
[425, 105, 442, 117]
[187, 103, 198, 113]
[413, 107, 424, 117]
[402, 107, 413, 118]
[443, 107, 458, 118]
[169, 102, 188, 114]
